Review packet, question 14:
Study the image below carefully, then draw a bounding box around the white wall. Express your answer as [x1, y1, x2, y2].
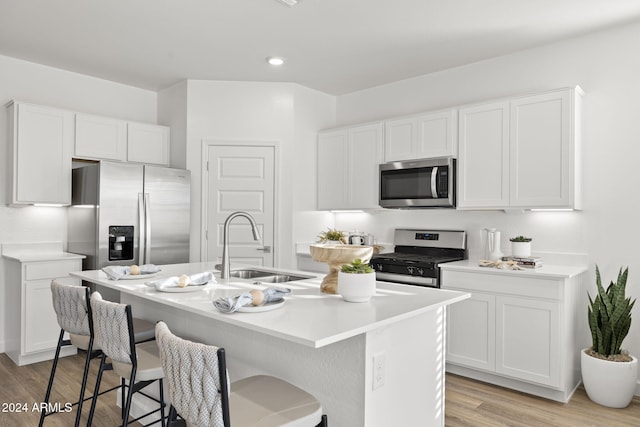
[332, 21, 640, 371]
[162, 80, 335, 267]
[0, 55, 158, 352]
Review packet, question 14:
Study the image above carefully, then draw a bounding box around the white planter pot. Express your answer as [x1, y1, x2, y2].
[511, 241, 531, 258]
[581, 348, 638, 408]
[337, 271, 376, 303]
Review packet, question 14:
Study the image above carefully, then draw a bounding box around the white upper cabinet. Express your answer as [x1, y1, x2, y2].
[509, 90, 577, 208]
[75, 113, 127, 161]
[7, 102, 74, 205]
[317, 130, 348, 210]
[127, 122, 170, 165]
[457, 87, 583, 210]
[384, 109, 457, 162]
[458, 101, 510, 208]
[317, 122, 383, 210]
[75, 114, 170, 166]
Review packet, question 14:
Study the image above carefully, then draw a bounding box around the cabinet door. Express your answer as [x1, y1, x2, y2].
[496, 296, 560, 387]
[348, 123, 383, 209]
[317, 130, 348, 210]
[384, 116, 415, 162]
[446, 291, 496, 371]
[457, 101, 510, 209]
[24, 279, 61, 353]
[416, 109, 457, 158]
[127, 122, 170, 165]
[510, 90, 572, 208]
[10, 103, 74, 205]
[75, 113, 127, 161]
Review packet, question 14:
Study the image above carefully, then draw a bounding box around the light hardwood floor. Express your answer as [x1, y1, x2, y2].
[2, 352, 640, 426]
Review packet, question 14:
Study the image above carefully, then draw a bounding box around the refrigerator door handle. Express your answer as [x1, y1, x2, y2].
[144, 193, 151, 264]
[138, 193, 146, 265]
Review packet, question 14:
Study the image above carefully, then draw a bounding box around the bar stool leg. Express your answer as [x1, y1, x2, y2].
[39, 330, 65, 427]
[87, 354, 108, 427]
[121, 367, 137, 427]
[159, 379, 166, 427]
[73, 337, 94, 427]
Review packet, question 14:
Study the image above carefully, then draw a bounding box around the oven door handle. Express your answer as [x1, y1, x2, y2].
[431, 166, 438, 198]
[375, 272, 438, 287]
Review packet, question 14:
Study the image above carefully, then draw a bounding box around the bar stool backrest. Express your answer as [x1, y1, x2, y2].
[90, 292, 135, 364]
[51, 280, 91, 336]
[156, 321, 227, 427]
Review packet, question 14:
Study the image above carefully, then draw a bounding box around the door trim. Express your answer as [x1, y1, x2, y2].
[200, 139, 280, 265]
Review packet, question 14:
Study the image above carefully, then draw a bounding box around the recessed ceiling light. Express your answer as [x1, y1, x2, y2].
[267, 57, 285, 66]
[274, 0, 298, 6]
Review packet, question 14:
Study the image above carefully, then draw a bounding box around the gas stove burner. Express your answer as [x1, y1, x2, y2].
[370, 229, 466, 288]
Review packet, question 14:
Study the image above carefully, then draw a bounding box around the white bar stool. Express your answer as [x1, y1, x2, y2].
[88, 291, 167, 427]
[155, 321, 328, 427]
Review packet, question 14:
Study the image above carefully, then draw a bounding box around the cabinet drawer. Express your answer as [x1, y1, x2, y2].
[25, 260, 82, 281]
[442, 270, 563, 300]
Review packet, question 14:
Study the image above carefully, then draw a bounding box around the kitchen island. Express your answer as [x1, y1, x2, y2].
[71, 262, 469, 426]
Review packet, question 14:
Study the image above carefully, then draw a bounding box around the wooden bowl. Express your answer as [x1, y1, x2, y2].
[310, 244, 374, 294]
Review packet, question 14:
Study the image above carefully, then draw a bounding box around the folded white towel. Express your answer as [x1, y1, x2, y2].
[213, 287, 291, 313]
[145, 272, 215, 290]
[102, 264, 161, 280]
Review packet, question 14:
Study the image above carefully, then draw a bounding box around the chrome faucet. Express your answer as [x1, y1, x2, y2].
[220, 211, 262, 279]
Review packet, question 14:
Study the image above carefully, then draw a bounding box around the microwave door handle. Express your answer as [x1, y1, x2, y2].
[431, 166, 438, 198]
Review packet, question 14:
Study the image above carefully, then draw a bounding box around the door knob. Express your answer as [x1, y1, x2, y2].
[256, 246, 272, 253]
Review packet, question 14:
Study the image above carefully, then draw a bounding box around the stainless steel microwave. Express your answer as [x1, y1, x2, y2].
[379, 157, 456, 208]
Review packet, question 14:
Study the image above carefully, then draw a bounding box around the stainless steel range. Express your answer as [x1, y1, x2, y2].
[370, 229, 466, 288]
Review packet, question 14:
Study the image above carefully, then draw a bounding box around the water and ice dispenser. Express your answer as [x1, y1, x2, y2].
[108, 226, 134, 261]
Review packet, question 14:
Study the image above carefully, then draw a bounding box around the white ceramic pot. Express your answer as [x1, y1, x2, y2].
[581, 348, 638, 408]
[511, 241, 531, 258]
[337, 271, 376, 303]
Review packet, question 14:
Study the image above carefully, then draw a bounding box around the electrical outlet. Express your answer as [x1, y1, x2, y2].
[372, 352, 385, 390]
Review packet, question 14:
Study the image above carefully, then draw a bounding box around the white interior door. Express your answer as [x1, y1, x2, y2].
[205, 144, 275, 267]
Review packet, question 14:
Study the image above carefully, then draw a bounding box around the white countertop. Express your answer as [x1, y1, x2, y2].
[2, 242, 85, 262]
[439, 259, 588, 279]
[71, 261, 469, 349]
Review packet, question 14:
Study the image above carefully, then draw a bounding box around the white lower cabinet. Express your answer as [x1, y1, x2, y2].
[5, 258, 83, 366]
[446, 292, 496, 371]
[441, 267, 585, 402]
[495, 296, 560, 387]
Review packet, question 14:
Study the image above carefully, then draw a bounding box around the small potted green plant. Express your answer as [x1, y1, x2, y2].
[581, 265, 637, 408]
[317, 228, 347, 245]
[509, 235, 532, 258]
[337, 258, 376, 303]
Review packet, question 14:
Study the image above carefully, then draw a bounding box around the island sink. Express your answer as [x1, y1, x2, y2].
[229, 269, 313, 283]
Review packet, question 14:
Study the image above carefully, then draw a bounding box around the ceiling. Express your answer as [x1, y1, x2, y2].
[2, 0, 640, 95]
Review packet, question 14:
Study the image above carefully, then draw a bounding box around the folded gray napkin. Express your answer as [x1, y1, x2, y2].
[102, 264, 161, 280]
[213, 287, 291, 313]
[145, 272, 215, 290]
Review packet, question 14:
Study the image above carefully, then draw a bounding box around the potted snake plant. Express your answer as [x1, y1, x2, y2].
[337, 258, 376, 302]
[581, 265, 638, 408]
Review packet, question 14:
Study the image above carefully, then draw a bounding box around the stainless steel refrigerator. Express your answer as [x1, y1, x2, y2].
[68, 161, 191, 272]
